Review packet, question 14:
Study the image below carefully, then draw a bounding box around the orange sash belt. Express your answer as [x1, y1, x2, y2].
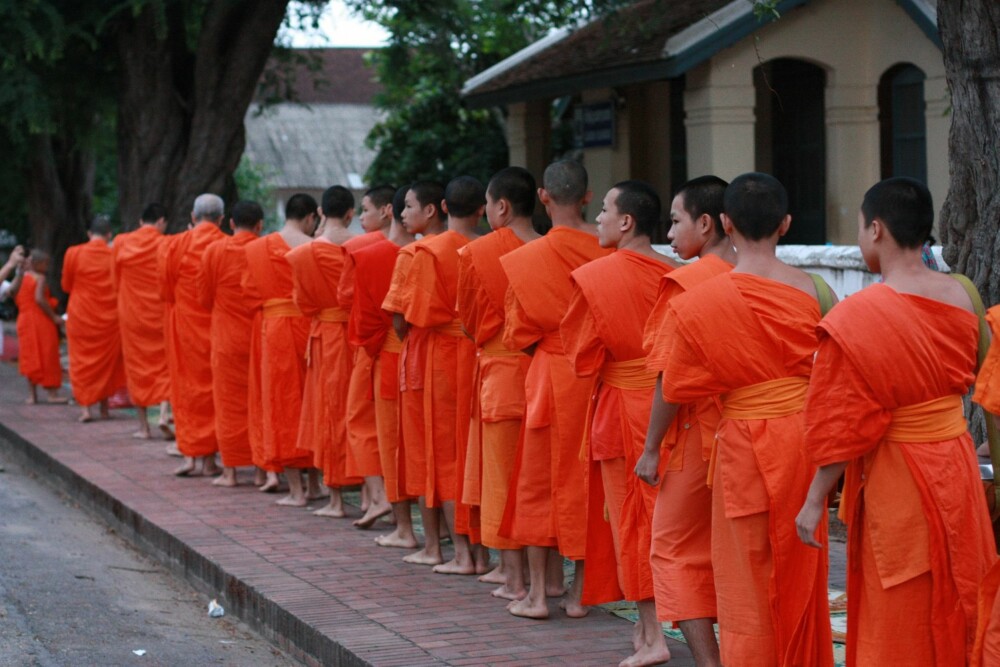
[316, 306, 348, 323]
[600, 357, 656, 390]
[721, 376, 809, 420]
[433, 319, 465, 337]
[263, 298, 303, 319]
[480, 334, 522, 358]
[381, 330, 403, 354]
[886, 394, 967, 442]
[536, 332, 564, 355]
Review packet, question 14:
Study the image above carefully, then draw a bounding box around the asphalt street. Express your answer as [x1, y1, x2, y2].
[0, 442, 298, 667]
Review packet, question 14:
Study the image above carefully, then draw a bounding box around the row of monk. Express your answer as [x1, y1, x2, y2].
[7, 161, 1000, 666]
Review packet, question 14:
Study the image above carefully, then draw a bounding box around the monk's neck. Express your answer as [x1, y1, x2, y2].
[731, 241, 783, 274]
[549, 209, 590, 231]
[389, 222, 416, 247]
[418, 220, 446, 236]
[618, 236, 677, 266]
[699, 235, 737, 264]
[506, 218, 541, 244]
[279, 221, 312, 246]
[320, 218, 352, 244]
[448, 217, 480, 241]
[877, 249, 929, 285]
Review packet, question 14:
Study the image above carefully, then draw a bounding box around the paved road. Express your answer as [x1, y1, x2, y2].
[0, 445, 298, 667]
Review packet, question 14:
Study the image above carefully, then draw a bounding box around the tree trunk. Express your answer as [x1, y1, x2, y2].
[115, 0, 289, 232]
[937, 1, 1000, 442]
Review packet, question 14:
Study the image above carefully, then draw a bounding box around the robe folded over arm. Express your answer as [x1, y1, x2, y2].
[15, 273, 62, 388]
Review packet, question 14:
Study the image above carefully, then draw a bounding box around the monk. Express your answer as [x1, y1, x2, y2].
[198, 200, 262, 487]
[562, 181, 678, 666]
[458, 166, 541, 600]
[974, 315, 1000, 667]
[652, 172, 833, 666]
[161, 194, 226, 476]
[61, 215, 126, 422]
[500, 159, 611, 619]
[288, 185, 364, 517]
[382, 181, 448, 565]
[243, 193, 319, 504]
[401, 175, 486, 575]
[113, 203, 174, 440]
[350, 185, 419, 548]
[634, 175, 733, 666]
[338, 186, 394, 526]
[12, 249, 67, 404]
[796, 177, 997, 665]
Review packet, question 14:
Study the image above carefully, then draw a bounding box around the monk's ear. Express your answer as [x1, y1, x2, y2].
[253, 220, 263, 235]
[440, 199, 450, 216]
[581, 190, 593, 207]
[620, 213, 636, 234]
[697, 213, 714, 237]
[870, 217, 885, 242]
[720, 213, 734, 236]
[537, 188, 552, 207]
[228, 219, 236, 233]
[777, 214, 792, 237]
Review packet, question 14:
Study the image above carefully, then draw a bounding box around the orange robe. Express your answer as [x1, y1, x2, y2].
[286, 237, 359, 487]
[404, 230, 478, 538]
[808, 284, 997, 666]
[644, 253, 732, 623]
[974, 305, 1000, 667]
[15, 273, 62, 388]
[160, 222, 225, 457]
[242, 233, 312, 470]
[499, 227, 611, 559]
[658, 272, 832, 667]
[198, 230, 257, 468]
[338, 231, 386, 480]
[456, 227, 530, 550]
[112, 225, 170, 406]
[61, 238, 125, 406]
[350, 237, 412, 503]
[563, 249, 672, 604]
[383, 239, 434, 499]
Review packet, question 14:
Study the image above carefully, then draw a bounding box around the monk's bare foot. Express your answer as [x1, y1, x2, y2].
[312, 504, 346, 518]
[44, 391, 69, 404]
[492, 584, 527, 601]
[276, 494, 307, 507]
[164, 442, 182, 457]
[202, 458, 221, 476]
[433, 558, 476, 575]
[132, 430, 151, 440]
[254, 469, 266, 486]
[478, 565, 504, 584]
[99, 405, 111, 419]
[174, 458, 196, 477]
[632, 621, 643, 652]
[619, 644, 671, 667]
[559, 598, 590, 618]
[374, 530, 419, 549]
[545, 584, 567, 598]
[508, 596, 549, 619]
[259, 472, 280, 493]
[305, 489, 329, 501]
[403, 548, 443, 566]
[360, 485, 370, 512]
[78, 412, 94, 423]
[353, 501, 392, 529]
[25, 397, 37, 405]
[158, 423, 175, 441]
[212, 468, 238, 487]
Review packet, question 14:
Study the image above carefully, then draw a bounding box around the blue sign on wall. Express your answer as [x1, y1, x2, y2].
[578, 102, 616, 148]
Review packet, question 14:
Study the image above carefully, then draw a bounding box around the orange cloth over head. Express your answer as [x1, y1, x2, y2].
[242, 233, 312, 470]
[288, 237, 359, 487]
[643, 253, 731, 623]
[404, 230, 478, 540]
[563, 249, 672, 605]
[199, 229, 257, 467]
[499, 227, 611, 559]
[15, 273, 62, 388]
[160, 221, 225, 457]
[61, 238, 125, 405]
[456, 227, 530, 550]
[809, 284, 997, 666]
[112, 225, 170, 407]
[351, 237, 414, 503]
[659, 272, 832, 667]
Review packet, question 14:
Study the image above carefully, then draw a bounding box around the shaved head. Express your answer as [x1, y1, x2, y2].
[192, 193, 225, 221]
[542, 159, 588, 205]
[89, 214, 113, 237]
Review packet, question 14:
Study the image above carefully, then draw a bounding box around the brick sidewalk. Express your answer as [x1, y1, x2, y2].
[0, 360, 699, 666]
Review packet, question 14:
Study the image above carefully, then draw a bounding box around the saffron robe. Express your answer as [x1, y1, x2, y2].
[643, 253, 732, 622]
[563, 249, 672, 604]
[973, 305, 1000, 667]
[338, 231, 386, 479]
[160, 222, 225, 457]
[456, 227, 529, 550]
[383, 239, 434, 499]
[112, 225, 171, 406]
[198, 230, 257, 467]
[15, 273, 62, 388]
[808, 284, 997, 666]
[287, 237, 359, 486]
[242, 233, 312, 470]
[61, 238, 125, 405]
[404, 230, 478, 538]
[658, 272, 833, 667]
[499, 226, 611, 559]
[351, 237, 412, 503]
